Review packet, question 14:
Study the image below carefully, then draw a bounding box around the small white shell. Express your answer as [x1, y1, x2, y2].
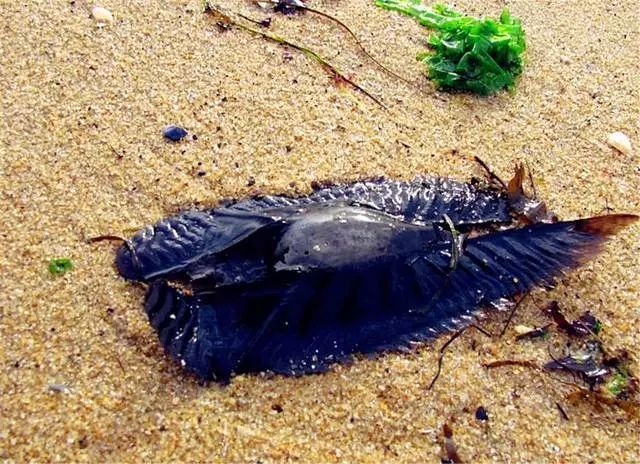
[607, 131, 633, 155]
[92, 6, 114, 26]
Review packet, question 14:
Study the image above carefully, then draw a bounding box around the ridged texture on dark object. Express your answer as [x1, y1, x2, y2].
[135, 212, 635, 382]
[116, 177, 511, 282]
[228, 177, 511, 224]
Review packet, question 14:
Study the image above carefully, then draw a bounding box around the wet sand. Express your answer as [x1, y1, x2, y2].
[1, 0, 639, 462]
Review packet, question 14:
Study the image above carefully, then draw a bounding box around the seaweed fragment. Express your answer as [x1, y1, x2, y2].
[542, 301, 602, 337]
[375, 1, 527, 95]
[261, 0, 417, 88]
[555, 402, 570, 420]
[544, 341, 608, 385]
[427, 324, 491, 390]
[113, 170, 638, 382]
[483, 359, 539, 370]
[204, 3, 386, 109]
[545, 341, 639, 402]
[48, 258, 73, 276]
[563, 354, 639, 416]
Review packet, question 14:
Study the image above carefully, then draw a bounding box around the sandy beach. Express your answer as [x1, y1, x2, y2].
[1, 0, 639, 462]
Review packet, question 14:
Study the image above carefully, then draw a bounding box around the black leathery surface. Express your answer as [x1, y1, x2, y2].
[116, 177, 511, 282]
[115, 176, 638, 382]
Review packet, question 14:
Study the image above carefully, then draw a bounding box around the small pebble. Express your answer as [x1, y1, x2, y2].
[475, 406, 489, 421]
[48, 383, 71, 394]
[92, 6, 114, 26]
[607, 131, 633, 155]
[163, 125, 188, 142]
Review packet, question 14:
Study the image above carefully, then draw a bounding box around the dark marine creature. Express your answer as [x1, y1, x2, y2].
[115, 172, 637, 382]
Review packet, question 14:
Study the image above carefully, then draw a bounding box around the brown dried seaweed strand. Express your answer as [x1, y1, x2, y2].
[293, 4, 418, 90]
[482, 359, 540, 369]
[555, 402, 570, 420]
[205, 3, 386, 109]
[473, 156, 508, 190]
[427, 324, 492, 390]
[86, 234, 144, 277]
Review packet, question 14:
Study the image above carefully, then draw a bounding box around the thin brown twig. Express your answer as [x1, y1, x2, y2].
[205, 3, 386, 109]
[473, 156, 507, 190]
[237, 12, 270, 26]
[86, 234, 127, 244]
[427, 324, 492, 390]
[555, 402, 570, 420]
[499, 293, 528, 337]
[483, 357, 587, 390]
[86, 234, 143, 275]
[115, 355, 126, 373]
[482, 359, 539, 369]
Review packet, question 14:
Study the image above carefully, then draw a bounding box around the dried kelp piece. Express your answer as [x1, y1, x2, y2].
[117, 181, 637, 381]
[566, 387, 639, 417]
[483, 359, 539, 370]
[542, 301, 602, 337]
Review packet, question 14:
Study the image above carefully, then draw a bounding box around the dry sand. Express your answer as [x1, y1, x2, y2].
[1, 0, 639, 462]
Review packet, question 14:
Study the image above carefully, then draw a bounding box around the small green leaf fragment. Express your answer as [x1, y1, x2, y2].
[606, 370, 629, 397]
[48, 258, 73, 276]
[593, 320, 603, 334]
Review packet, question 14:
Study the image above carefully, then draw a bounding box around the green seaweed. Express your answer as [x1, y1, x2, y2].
[593, 320, 603, 334]
[375, 0, 526, 95]
[48, 258, 73, 276]
[606, 369, 630, 397]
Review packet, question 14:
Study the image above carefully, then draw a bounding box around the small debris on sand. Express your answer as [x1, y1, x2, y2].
[91, 6, 114, 26]
[163, 125, 189, 142]
[607, 132, 633, 155]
